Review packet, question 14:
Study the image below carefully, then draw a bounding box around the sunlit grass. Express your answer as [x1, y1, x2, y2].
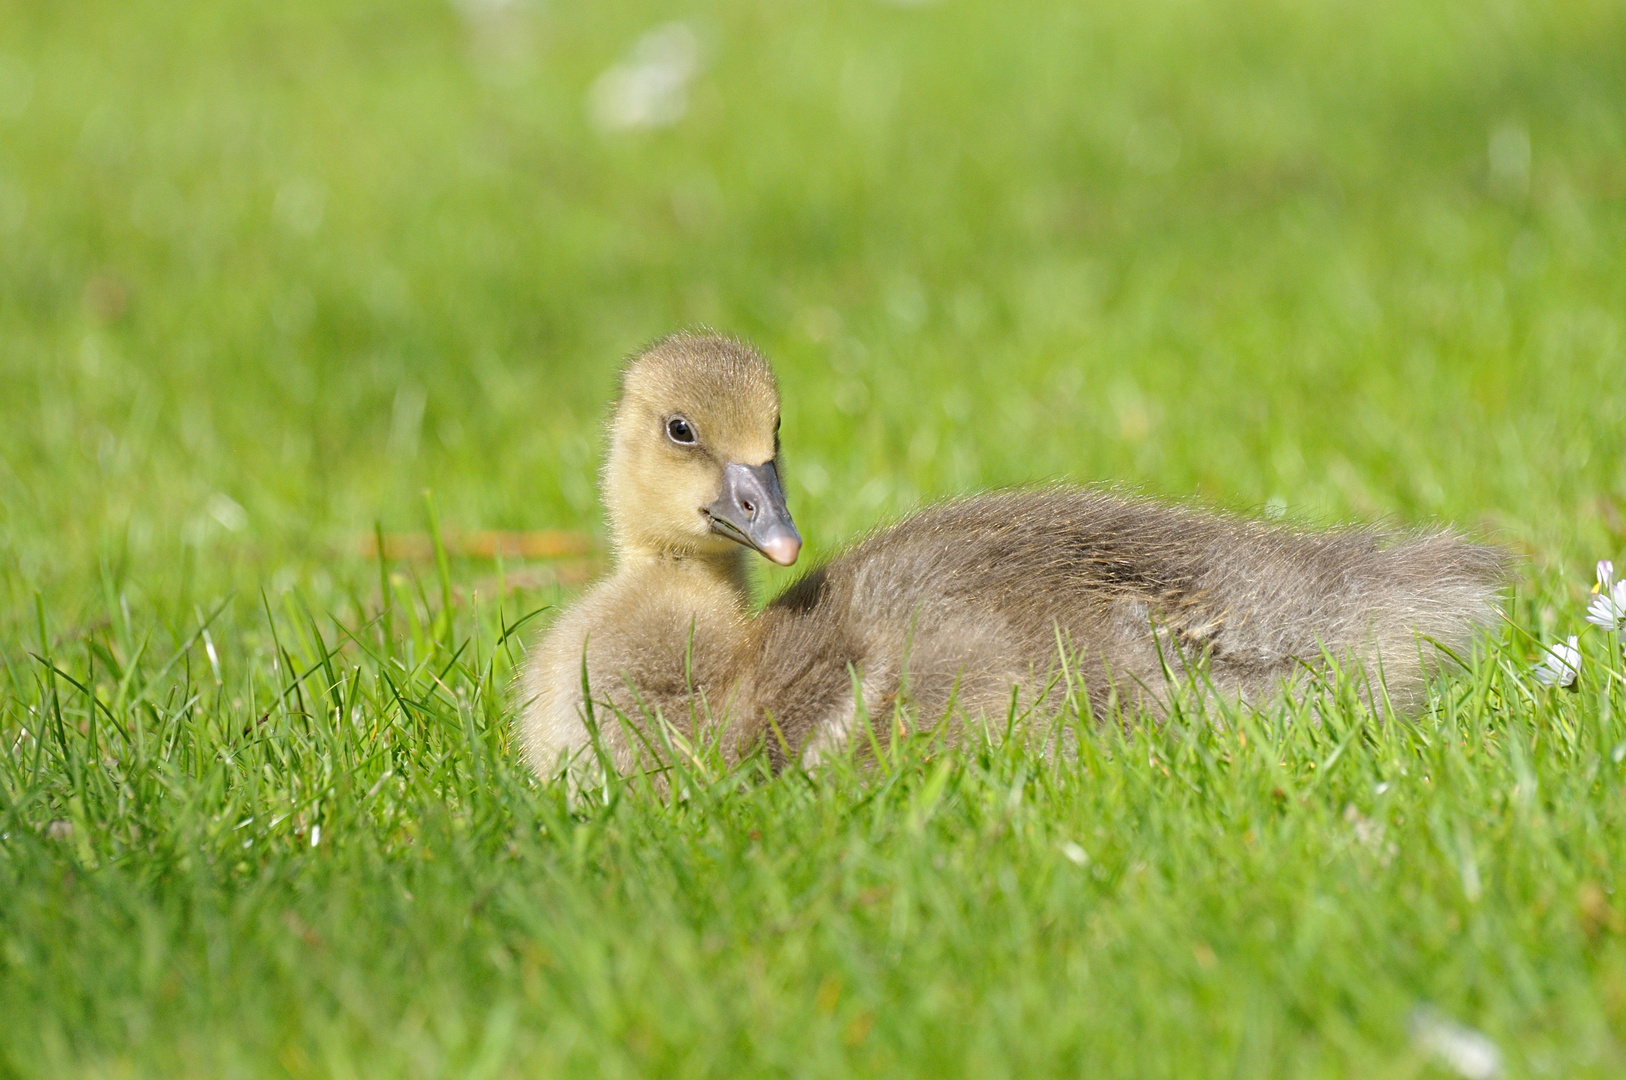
[5, 570, 1626, 1076]
[3, 0, 1626, 1075]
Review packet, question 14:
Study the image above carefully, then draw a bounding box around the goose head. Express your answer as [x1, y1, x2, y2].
[604, 334, 801, 567]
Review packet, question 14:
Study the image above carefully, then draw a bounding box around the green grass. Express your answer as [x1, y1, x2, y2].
[3, 0, 1626, 1075]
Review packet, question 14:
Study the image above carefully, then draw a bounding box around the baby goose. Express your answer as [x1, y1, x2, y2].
[520, 333, 1509, 779]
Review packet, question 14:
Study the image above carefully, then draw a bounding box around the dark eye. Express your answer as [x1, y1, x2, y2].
[666, 416, 696, 444]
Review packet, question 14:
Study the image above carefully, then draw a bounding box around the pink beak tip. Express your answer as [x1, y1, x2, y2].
[763, 537, 801, 567]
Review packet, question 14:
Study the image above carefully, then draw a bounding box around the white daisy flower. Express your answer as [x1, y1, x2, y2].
[587, 23, 701, 132]
[1585, 560, 1626, 631]
[1410, 1006, 1503, 1080]
[1533, 636, 1581, 688]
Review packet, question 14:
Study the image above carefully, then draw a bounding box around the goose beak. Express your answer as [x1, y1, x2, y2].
[705, 460, 801, 566]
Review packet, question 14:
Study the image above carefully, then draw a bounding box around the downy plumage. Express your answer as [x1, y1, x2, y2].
[520, 333, 1509, 779]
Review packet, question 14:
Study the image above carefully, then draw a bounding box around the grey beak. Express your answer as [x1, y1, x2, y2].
[705, 461, 801, 566]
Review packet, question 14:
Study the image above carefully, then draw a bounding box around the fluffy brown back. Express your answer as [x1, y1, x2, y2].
[739, 489, 1509, 764]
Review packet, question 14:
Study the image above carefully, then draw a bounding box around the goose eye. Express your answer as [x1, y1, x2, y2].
[666, 416, 697, 445]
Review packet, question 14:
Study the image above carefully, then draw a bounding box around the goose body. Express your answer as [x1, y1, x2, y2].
[520, 334, 1509, 779]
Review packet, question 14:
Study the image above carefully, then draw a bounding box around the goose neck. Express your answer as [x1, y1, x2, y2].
[616, 547, 752, 602]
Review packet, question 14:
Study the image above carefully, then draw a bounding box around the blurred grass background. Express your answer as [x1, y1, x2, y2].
[4, 0, 1626, 1076]
[2, 0, 1623, 616]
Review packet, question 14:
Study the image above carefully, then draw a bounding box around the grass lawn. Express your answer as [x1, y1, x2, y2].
[3, 0, 1626, 1075]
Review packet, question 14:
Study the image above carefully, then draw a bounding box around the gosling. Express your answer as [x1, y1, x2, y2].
[520, 333, 1509, 779]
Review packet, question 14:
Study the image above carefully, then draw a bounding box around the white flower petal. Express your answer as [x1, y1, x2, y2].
[1411, 1007, 1503, 1080]
[587, 23, 701, 132]
[1596, 560, 1615, 592]
[1587, 591, 1626, 631]
[1532, 663, 1565, 687]
[1534, 636, 1581, 688]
